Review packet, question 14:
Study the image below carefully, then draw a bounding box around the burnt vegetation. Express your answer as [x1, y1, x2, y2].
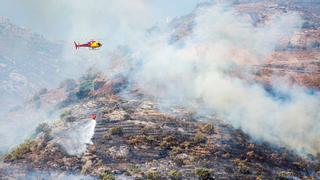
[2, 1, 320, 179]
[2, 68, 319, 179]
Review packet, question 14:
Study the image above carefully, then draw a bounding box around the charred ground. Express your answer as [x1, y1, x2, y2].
[1, 1, 320, 179]
[0, 73, 319, 179]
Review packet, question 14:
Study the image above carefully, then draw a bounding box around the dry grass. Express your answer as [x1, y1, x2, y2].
[200, 124, 214, 135]
[195, 168, 211, 180]
[4, 139, 37, 161]
[193, 133, 207, 145]
[169, 170, 182, 180]
[109, 126, 123, 136]
[147, 170, 161, 180]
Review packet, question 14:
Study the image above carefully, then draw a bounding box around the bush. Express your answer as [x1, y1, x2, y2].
[169, 170, 182, 180]
[174, 157, 185, 167]
[102, 133, 112, 140]
[147, 171, 161, 180]
[60, 109, 71, 120]
[33, 123, 52, 141]
[4, 139, 37, 161]
[76, 70, 100, 99]
[160, 135, 177, 149]
[128, 164, 141, 174]
[126, 136, 146, 145]
[145, 136, 157, 144]
[234, 160, 250, 174]
[109, 126, 123, 136]
[185, 111, 197, 121]
[35, 123, 51, 135]
[94, 80, 105, 90]
[181, 141, 192, 149]
[171, 146, 183, 156]
[195, 168, 211, 180]
[276, 171, 294, 180]
[301, 21, 315, 29]
[99, 172, 115, 180]
[193, 133, 207, 144]
[76, 80, 93, 99]
[201, 124, 214, 135]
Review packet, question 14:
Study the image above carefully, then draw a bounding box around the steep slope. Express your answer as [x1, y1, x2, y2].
[0, 17, 64, 112]
[1, 72, 319, 179]
[0, 1, 320, 179]
[234, 1, 320, 89]
[169, 1, 320, 89]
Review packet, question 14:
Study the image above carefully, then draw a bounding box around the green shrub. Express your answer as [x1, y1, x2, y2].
[169, 170, 182, 180]
[109, 126, 123, 136]
[185, 111, 197, 120]
[193, 133, 207, 144]
[35, 123, 51, 135]
[4, 139, 37, 161]
[60, 109, 71, 120]
[32, 123, 52, 140]
[94, 80, 105, 90]
[147, 171, 161, 180]
[76, 70, 99, 98]
[99, 172, 115, 180]
[160, 135, 177, 149]
[145, 136, 157, 144]
[201, 124, 214, 135]
[174, 157, 185, 167]
[171, 146, 183, 155]
[76, 80, 93, 99]
[195, 168, 211, 180]
[81, 165, 90, 174]
[102, 133, 112, 140]
[237, 161, 250, 174]
[276, 171, 293, 180]
[128, 164, 141, 174]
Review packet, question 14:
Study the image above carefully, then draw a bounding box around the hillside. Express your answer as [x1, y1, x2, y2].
[0, 1, 319, 179]
[169, 1, 320, 89]
[1, 72, 319, 179]
[0, 17, 66, 112]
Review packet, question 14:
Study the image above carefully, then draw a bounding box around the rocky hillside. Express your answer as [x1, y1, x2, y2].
[0, 72, 319, 179]
[236, 1, 320, 89]
[0, 17, 67, 112]
[170, 1, 320, 89]
[0, 1, 319, 179]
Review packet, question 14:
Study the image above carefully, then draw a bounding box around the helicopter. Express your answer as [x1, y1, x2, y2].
[74, 40, 102, 49]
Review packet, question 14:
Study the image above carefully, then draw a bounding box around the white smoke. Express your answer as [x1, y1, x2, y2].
[0, 0, 157, 43]
[58, 0, 159, 82]
[0, 0, 156, 154]
[0, 166, 95, 180]
[127, 3, 320, 155]
[0, 108, 57, 153]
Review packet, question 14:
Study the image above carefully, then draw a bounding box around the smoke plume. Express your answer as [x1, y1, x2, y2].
[0, 108, 57, 153]
[126, 3, 320, 155]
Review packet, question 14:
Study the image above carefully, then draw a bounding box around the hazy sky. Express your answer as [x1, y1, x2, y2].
[0, 0, 208, 41]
